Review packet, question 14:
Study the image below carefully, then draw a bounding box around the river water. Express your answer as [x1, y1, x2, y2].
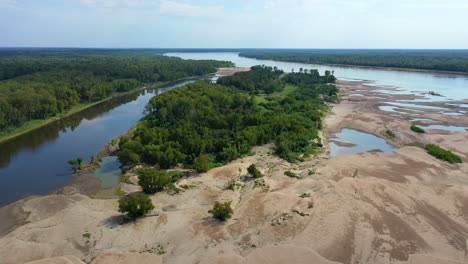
[1, 52, 468, 206]
[0, 81, 193, 206]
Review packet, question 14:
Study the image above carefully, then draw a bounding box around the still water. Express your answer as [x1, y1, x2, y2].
[329, 129, 395, 158]
[166, 52, 468, 101]
[0, 81, 193, 206]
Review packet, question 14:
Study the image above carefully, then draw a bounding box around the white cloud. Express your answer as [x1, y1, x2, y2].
[159, 0, 223, 17]
[80, 0, 149, 8]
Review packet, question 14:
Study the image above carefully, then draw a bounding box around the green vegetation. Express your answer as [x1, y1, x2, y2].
[425, 144, 462, 164]
[117, 66, 337, 170]
[247, 164, 263, 178]
[284, 171, 300, 178]
[208, 201, 233, 221]
[68, 157, 83, 173]
[411, 125, 426, 133]
[137, 167, 185, 194]
[385, 129, 396, 138]
[239, 50, 468, 73]
[0, 52, 232, 136]
[193, 154, 211, 172]
[118, 193, 155, 219]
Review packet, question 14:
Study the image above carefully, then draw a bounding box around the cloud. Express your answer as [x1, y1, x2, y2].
[79, 0, 149, 8]
[159, 0, 223, 17]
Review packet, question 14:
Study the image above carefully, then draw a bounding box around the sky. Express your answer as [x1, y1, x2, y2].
[0, 0, 467, 48]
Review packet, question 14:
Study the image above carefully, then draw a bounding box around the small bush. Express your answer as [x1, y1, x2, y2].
[284, 171, 300, 178]
[137, 167, 172, 194]
[247, 164, 263, 178]
[411, 125, 425, 133]
[425, 144, 462, 163]
[193, 154, 211, 172]
[119, 193, 154, 219]
[208, 201, 233, 221]
[385, 129, 396, 138]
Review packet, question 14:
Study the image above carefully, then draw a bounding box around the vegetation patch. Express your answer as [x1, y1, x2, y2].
[425, 144, 462, 163]
[118, 193, 154, 219]
[385, 129, 396, 138]
[247, 164, 263, 178]
[208, 201, 233, 221]
[411, 125, 425, 133]
[284, 171, 300, 178]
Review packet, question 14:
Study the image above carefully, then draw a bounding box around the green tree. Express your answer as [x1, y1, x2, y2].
[208, 201, 233, 221]
[247, 164, 263, 178]
[68, 157, 83, 173]
[118, 193, 154, 219]
[137, 167, 172, 194]
[193, 154, 211, 172]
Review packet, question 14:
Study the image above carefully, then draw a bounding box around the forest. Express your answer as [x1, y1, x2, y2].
[239, 50, 468, 73]
[0, 52, 232, 132]
[118, 66, 338, 171]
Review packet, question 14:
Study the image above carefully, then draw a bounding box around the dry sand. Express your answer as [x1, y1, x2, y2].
[1, 80, 468, 264]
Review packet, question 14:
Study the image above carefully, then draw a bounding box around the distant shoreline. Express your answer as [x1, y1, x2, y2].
[238, 54, 468, 76]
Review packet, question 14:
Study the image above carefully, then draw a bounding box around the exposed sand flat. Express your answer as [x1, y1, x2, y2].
[1, 80, 468, 264]
[215, 67, 250, 76]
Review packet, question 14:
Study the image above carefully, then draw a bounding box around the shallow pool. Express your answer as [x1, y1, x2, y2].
[419, 125, 468, 132]
[329, 129, 395, 158]
[93, 156, 122, 189]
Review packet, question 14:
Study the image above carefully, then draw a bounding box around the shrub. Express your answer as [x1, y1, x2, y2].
[137, 167, 172, 194]
[425, 144, 462, 163]
[410, 125, 425, 133]
[118, 193, 154, 219]
[247, 164, 263, 178]
[284, 171, 300, 178]
[208, 201, 233, 221]
[68, 157, 83, 173]
[193, 154, 211, 172]
[385, 129, 396, 138]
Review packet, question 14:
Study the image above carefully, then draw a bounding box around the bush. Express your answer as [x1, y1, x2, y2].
[118, 193, 154, 219]
[137, 167, 172, 194]
[410, 125, 425, 133]
[425, 144, 462, 163]
[385, 129, 396, 138]
[247, 164, 263, 178]
[284, 171, 300, 178]
[193, 154, 211, 172]
[208, 201, 233, 221]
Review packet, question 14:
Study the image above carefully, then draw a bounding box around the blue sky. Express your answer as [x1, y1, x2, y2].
[1, 0, 467, 48]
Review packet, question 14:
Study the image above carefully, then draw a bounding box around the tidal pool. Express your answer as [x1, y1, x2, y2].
[329, 129, 395, 158]
[419, 125, 468, 132]
[93, 156, 122, 189]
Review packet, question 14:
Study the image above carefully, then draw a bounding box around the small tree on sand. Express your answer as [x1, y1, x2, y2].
[119, 193, 154, 219]
[247, 164, 263, 178]
[208, 201, 233, 221]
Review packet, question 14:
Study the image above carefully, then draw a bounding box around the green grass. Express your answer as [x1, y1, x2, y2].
[410, 125, 425, 133]
[425, 144, 462, 163]
[284, 171, 300, 178]
[385, 129, 396, 138]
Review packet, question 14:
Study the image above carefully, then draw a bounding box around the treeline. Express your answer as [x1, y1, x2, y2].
[118, 66, 338, 170]
[239, 51, 468, 73]
[0, 53, 232, 130]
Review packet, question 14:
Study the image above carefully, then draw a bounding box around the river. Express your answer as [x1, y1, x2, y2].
[0, 81, 194, 206]
[1, 52, 468, 207]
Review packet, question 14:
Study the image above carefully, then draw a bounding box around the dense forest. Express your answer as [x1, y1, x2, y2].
[0, 52, 232, 132]
[118, 66, 338, 171]
[239, 50, 468, 73]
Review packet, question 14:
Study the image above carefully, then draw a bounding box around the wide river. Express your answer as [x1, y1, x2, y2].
[1, 52, 467, 206]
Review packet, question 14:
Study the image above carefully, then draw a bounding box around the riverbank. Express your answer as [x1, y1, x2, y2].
[1, 80, 467, 264]
[238, 54, 468, 76]
[0, 76, 204, 144]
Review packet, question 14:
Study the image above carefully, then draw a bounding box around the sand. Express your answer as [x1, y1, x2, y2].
[1, 80, 467, 264]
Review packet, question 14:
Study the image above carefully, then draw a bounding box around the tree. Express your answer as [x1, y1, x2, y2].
[208, 201, 233, 221]
[193, 154, 211, 172]
[118, 193, 154, 219]
[68, 157, 83, 173]
[137, 167, 172, 194]
[247, 164, 263, 178]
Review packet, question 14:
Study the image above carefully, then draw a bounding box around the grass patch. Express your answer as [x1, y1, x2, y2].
[425, 144, 462, 163]
[411, 125, 425, 133]
[284, 171, 300, 178]
[385, 129, 396, 138]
